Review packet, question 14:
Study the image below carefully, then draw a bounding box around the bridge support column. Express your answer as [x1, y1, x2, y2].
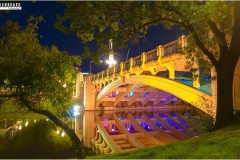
[164, 62, 175, 79]
[76, 73, 84, 101]
[83, 111, 96, 147]
[84, 75, 96, 110]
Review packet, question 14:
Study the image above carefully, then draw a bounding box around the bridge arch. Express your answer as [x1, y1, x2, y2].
[96, 75, 214, 115]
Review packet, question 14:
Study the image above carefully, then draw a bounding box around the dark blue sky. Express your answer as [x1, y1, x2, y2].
[0, 1, 185, 73]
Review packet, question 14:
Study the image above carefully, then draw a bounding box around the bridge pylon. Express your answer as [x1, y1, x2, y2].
[84, 75, 96, 110]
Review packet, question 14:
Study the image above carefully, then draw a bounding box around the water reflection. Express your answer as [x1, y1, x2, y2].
[0, 119, 40, 139]
[75, 108, 198, 155]
[0, 107, 198, 155]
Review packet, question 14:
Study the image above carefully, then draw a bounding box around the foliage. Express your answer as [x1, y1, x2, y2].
[187, 104, 214, 134]
[0, 121, 75, 159]
[0, 17, 85, 158]
[56, 1, 232, 54]
[189, 114, 214, 134]
[234, 110, 240, 122]
[0, 16, 81, 115]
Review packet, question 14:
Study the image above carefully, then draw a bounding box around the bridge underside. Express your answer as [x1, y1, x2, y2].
[97, 83, 188, 109]
[95, 75, 213, 115]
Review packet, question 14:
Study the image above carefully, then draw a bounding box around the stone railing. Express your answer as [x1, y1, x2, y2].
[91, 35, 188, 82]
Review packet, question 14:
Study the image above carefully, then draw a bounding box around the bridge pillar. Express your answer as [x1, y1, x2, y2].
[84, 75, 96, 110]
[141, 52, 146, 69]
[164, 62, 175, 79]
[83, 111, 96, 147]
[157, 45, 162, 57]
[76, 73, 84, 101]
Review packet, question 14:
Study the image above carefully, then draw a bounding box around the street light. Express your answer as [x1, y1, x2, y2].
[107, 39, 117, 68]
[89, 61, 94, 74]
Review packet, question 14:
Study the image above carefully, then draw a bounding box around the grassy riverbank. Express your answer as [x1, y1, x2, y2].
[87, 123, 240, 159]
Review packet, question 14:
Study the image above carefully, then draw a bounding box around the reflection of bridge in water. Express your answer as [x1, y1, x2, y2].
[78, 109, 199, 155]
[76, 35, 240, 155]
[94, 109, 197, 154]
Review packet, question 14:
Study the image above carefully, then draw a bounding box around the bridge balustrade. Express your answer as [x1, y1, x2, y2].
[145, 49, 157, 62]
[109, 67, 114, 75]
[92, 75, 96, 81]
[162, 41, 178, 56]
[91, 75, 94, 81]
[115, 64, 121, 73]
[97, 73, 100, 80]
[133, 55, 142, 67]
[103, 70, 108, 78]
[91, 35, 190, 83]
[123, 61, 130, 71]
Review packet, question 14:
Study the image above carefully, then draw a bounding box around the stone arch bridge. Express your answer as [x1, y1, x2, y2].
[76, 35, 240, 154]
[80, 35, 223, 116]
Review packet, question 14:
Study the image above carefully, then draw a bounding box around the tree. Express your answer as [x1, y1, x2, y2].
[0, 17, 85, 158]
[56, 1, 240, 129]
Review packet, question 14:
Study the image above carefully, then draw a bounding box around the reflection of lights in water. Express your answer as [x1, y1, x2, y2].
[25, 121, 28, 127]
[61, 131, 65, 137]
[73, 111, 79, 116]
[56, 130, 60, 134]
[72, 104, 81, 117]
[18, 125, 22, 130]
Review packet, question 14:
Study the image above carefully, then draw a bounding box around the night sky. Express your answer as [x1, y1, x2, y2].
[0, 1, 185, 73]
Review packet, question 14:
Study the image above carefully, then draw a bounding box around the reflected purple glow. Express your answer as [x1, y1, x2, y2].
[171, 113, 178, 117]
[172, 99, 178, 104]
[167, 94, 176, 99]
[160, 113, 168, 118]
[119, 117, 124, 120]
[161, 99, 168, 104]
[142, 92, 150, 98]
[155, 121, 165, 130]
[166, 119, 183, 130]
[102, 118, 108, 121]
[104, 124, 108, 128]
[177, 118, 191, 128]
[138, 122, 152, 131]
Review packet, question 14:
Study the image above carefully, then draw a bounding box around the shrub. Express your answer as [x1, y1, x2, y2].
[234, 110, 240, 122]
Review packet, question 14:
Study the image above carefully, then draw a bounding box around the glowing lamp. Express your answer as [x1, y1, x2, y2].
[61, 131, 65, 137]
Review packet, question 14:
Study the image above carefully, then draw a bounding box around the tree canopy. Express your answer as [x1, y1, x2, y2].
[0, 16, 80, 111]
[0, 17, 85, 158]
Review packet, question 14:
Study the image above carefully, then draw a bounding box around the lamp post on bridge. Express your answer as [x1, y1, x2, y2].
[89, 61, 94, 74]
[106, 39, 117, 68]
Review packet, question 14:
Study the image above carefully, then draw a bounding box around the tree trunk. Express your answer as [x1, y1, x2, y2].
[20, 98, 85, 158]
[214, 57, 238, 129]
